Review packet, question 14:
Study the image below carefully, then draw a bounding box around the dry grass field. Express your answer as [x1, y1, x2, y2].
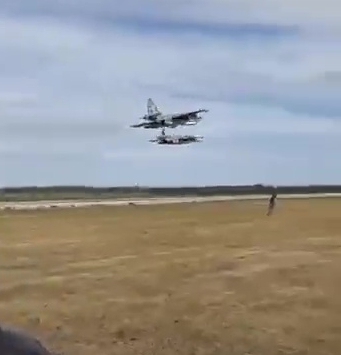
[1, 199, 341, 355]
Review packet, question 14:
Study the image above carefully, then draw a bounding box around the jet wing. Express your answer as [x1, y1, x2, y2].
[171, 109, 208, 120]
[130, 122, 146, 128]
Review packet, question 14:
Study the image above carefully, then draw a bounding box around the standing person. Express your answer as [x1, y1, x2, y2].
[267, 192, 277, 216]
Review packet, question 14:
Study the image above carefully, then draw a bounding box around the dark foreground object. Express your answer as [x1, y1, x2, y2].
[0, 324, 54, 355]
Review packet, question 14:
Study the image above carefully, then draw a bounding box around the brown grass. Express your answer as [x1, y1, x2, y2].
[1, 199, 341, 355]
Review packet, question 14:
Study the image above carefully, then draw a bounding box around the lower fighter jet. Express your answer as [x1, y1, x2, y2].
[149, 128, 203, 145]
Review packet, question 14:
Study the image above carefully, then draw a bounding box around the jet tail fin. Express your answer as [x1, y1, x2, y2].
[147, 98, 161, 115]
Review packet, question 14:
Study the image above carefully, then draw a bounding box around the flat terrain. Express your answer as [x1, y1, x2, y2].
[1, 199, 341, 355]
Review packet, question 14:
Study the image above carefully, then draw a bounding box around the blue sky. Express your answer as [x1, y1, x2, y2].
[1, 0, 340, 187]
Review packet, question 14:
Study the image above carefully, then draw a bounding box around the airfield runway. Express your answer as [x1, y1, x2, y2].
[2, 196, 341, 355]
[1, 193, 340, 210]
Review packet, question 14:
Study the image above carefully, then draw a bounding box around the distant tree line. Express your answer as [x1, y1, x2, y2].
[0, 184, 340, 202]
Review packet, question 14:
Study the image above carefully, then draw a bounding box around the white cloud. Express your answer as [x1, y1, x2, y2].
[3, 0, 341, 30]
[0, 1, 340, 186]
[152, 0, 341, 31]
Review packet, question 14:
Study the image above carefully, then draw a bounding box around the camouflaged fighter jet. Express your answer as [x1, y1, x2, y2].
[130, 98, 208, 129]
[149, 128, 203, 145]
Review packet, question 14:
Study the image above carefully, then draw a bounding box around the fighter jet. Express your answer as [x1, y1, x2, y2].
[130, 98, 208, 129]
[149, 128, 203, 145]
